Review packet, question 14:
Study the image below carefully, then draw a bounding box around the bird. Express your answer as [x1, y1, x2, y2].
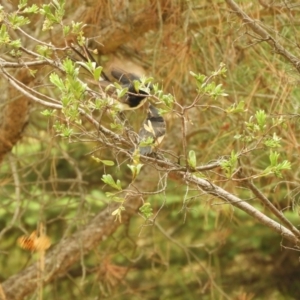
[70, 44, 151, 110]
[138, 104, 166, 155]
[109, 68, 150, 110]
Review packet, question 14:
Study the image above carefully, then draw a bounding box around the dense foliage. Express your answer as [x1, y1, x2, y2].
[0, 1, 300, 299]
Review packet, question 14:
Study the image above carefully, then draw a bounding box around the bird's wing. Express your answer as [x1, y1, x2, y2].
[111, 68, 141, 85]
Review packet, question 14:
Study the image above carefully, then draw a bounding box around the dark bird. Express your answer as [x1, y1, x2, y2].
[138, 104, 166, 155]
[70, 44, 150, 110]
[109, 68, 150, 110]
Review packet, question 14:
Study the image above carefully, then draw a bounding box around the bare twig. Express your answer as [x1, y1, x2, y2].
[225, 0, 300, 73]
[0, 60, 51, 68]
[168, 170, 298, 243]
[245, 180, 300, 238]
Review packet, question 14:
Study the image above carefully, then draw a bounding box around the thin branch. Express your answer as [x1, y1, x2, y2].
[245, 179, 300, 238]
[16, 27, 68, 50]
[225, 0, 300, 73]
[1, 68, 62, 109]
[168, 170, 298, 243]
[0, 60, 51, 68]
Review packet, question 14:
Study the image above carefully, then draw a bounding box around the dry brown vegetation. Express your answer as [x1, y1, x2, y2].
[1, 0, 300, 299]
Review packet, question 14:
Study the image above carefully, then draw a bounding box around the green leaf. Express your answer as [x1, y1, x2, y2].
[187, 150, 197, 169]
[220, 150, 238, 178]
[100, 160, 115, 166]
[8, 14, 30, 29]
[93, 98, 106, 110]
[49, 73, 65, 91]
[93, 66, 103, 81]
[36, 45, 53, 58]
[9, 39, 22, 48]
[63, 25, 70, 36]
[18, 0, 28, 9]
[0, 24, 11, 44]
[60, 126, 73, 137]
[40, 0, 66, 31]
[226, 101, 246, 114]
[259, 151, 291, 178]
[255, 109, 266, 131]
[62, 58, 77, 76]
[133, 80, 141, 93]
[269, 150, 279, 167]
[264, 133, 281, 148]
[23, 4, 39, 14]
[112, 82, 122, 90]
[53, 122, 73, 137]
[110, 122, 123, 132]
[161, 93, 174, 108]
[139, 136, 154, 147]
[101, 174, 122, 190]
[127, 163, 144, 180]
[190, 71, 207, 84]
[116, 87, 128, 98]
[41, 109, 56, 116]
[92, 156, 115, 166]
[139, 203, 153, 219]
[71, 21, 84, 35]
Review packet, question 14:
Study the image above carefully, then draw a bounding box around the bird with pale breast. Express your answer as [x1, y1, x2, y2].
[138, 104, 166, 156]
